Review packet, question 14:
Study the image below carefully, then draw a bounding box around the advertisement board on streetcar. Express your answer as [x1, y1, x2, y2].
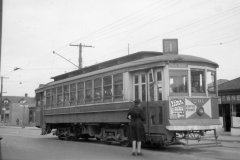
[169, 97, 211, 119]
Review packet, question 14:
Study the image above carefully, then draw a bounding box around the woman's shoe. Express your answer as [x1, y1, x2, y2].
[137, 152, 143, 156]
[132, 152, 136, 156]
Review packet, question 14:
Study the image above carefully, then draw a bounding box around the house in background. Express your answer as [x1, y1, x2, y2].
[218, 77, 240, 136]
[1, 94, 36, 126]
[208, 79, 229, 92]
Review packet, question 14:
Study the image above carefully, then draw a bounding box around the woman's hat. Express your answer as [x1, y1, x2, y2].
[134, 99, 141, 105]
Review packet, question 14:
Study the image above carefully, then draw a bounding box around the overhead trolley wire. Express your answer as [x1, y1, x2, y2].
[53, 0, 178, 52]
[84, 0, 182, 43]
[96, 4, 240, 59]
[128, 5, 240, 49]
[68, 0, 176, 43]
[54, 1, 240, 67]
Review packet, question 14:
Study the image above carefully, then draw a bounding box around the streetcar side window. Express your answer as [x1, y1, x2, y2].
[57, 86, 63, 107]
[169, 70, 188, 95]
[113, 73, 123, 101]
[70, 83, 76, 106]
[103, 76, 112, 102]
[94, 78, 102, 103]
[207, 70, 217, 95]
[85, 80, 93, 103]
[63, 85, 70, 106]
[46, 89, 51, 109]
[134, 73, 147, 102]
[191, 69, 205, 94]
[134, 75, 139, 100]
[51, 88, 56, 108]
[157, 71, 162, 81]
[77, 82, 84, 105]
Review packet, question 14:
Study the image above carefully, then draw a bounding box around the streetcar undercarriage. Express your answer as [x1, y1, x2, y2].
[43, 123, 220, 147]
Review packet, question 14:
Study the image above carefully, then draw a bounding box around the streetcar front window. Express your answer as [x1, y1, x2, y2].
[169, 70, 188, 95]
[191, 69, 205, 94]
[207, 70, 217, 95]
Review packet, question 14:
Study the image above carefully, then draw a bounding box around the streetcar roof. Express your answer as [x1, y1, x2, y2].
[36, 51, 218, 91]
[52, 51, 218, 81]
[156, 53, 219, 67]
[51, 51, 163, 81]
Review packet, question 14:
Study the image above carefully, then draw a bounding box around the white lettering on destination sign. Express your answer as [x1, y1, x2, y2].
[170, 99, 184, 107]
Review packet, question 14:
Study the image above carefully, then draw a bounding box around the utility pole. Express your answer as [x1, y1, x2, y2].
[0, 76, 8, 121]
[69, 43, 94, 69]
[0, 0, 2, 76]
[0, 0, 3, 122]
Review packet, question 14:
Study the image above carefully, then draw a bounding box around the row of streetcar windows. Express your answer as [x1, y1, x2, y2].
[45, 73, 123, 108]
[169, 69, 216, 95]
[44, 68, 216, 108]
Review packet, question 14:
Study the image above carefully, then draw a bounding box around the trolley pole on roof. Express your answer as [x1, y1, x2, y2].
[69, 43, 94, 69]
[53, 51, 78, 68]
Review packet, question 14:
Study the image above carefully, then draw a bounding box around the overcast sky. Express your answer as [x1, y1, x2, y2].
[1, 0, 240, 97]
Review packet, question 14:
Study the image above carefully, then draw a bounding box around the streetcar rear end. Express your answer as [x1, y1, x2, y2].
[138, 53, 221, 146]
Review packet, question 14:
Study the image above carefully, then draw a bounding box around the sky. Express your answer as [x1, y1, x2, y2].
[1, 0, 240, 97]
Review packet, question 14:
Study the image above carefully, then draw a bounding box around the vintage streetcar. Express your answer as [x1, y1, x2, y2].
[35, 39, 220, 146]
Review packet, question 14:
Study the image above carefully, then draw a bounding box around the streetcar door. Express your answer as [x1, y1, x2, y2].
[147, 69, 163, 101]
[147, 69, 165, 135]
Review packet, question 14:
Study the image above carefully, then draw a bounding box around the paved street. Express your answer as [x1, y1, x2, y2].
[0, 126, 240, 160]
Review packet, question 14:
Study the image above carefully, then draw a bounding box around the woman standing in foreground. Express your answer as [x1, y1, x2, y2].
[127, 99, 145, 156]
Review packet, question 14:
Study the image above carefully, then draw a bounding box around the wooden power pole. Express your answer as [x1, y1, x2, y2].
[0, 76, 8, 117]
[69, 43, 94, 69]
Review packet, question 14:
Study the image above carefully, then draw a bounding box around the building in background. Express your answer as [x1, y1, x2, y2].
[1, 94, 36, 126]
[218, 77, 240, 136]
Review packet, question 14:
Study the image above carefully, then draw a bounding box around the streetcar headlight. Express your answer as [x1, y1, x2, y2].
[197, 107, 204, 116]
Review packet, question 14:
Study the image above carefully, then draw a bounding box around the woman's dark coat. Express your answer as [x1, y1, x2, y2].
[127, 105, 145, 142]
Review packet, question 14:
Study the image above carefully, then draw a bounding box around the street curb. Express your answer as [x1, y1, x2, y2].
[0, 126, 40, 130]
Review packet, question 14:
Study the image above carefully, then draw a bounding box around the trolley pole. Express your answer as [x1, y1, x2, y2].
[69, 43, 94, 69]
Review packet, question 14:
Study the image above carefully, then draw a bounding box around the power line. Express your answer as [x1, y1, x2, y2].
[82, 0, 182, 43]
[181, 35, 240, 51]
[126, 5, 240, 49]
[53, 0, 178, 52]
[68, 0, 174, 43]
[53, 1, 240, 68]
[95, 4, 240, 59]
